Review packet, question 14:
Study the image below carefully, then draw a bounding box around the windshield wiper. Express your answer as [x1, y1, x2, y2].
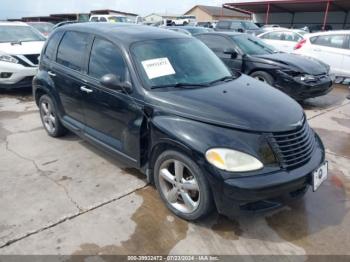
[151, 82, 209, 89]
[206, 75, 236, 85]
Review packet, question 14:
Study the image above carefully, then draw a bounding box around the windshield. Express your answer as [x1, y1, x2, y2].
[108, 16, 127, 23]
[231, 35, 277, 55]
[28, 23, 54, 34]
[131, 38, 232, 89]
[242, 21, 260, 30]
[0, 25, 46, 43]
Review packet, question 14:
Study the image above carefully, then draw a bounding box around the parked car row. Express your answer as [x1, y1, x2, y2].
[0, 20, 337, 102]
[256, 28, 350, 79]
[196, 32, 333, 101]
[33, 23, 328, 221]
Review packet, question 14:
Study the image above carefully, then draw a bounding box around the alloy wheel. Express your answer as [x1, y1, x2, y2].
[158, 159, 200, 213]
[40, 101, 56, 134]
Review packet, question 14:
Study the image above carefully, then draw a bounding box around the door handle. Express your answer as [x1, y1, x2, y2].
[313, 49, 322, 52]
[80, 86, 93, 93]
[48, 71, 56, 77]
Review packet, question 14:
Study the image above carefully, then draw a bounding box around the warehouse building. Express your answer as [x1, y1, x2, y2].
[224, 0, 350, 30]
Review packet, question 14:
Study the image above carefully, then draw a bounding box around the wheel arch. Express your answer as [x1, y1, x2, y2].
[147, 138, 194, 184]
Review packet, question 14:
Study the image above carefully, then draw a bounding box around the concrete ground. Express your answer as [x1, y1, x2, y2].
[0, 85, 349, 257]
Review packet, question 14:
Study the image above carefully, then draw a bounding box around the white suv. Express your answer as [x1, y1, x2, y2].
[0, 22, 46, 89]
[294, 30, 350, 78]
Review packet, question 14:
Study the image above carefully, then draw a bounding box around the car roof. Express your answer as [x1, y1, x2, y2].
[304, 30, 350, 38]
[56, 22, 190, 45]
[0, 21, 29, 26]
[196, 31, 244, 37]
[258, 29, 304, 35]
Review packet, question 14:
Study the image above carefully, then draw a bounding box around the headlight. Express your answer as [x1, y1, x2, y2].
[298, 74, 316, 82]
[205, 148, 263, 172]
[0, 54, 18, 64]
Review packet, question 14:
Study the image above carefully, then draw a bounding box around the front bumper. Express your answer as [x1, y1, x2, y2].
[274, 72, 333, 100]
[0, 61, 38, 89]
[209, 134, 325, 217]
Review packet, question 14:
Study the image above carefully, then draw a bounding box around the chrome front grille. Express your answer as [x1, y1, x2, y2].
[269, 120, 315, 170]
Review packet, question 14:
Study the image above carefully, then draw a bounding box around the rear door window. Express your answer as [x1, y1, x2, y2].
[88, 38, 127, 81]
[100, 17, 107, 22]
[56, 31, 90, 71]
[311, 34, 347, 49]
[90, 17, 99, 22]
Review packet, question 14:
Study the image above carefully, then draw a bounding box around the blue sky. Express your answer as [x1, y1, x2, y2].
[0, 0, 228, 19]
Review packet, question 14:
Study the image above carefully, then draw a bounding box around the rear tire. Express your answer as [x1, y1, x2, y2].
[154, 150, 214, 220]
[39, 95, 67, 137]
[250, 71, 274, 86]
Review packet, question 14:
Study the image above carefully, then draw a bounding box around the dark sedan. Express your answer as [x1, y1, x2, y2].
[196, 32, 333, 100]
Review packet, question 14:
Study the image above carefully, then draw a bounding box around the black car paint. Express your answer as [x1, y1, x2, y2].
[33, 23, 325, 216]
[196, 32, 334, 100]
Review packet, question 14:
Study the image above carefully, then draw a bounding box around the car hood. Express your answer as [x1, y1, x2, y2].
[146, 74, 304, 132]
[252, 53, 328, 75]
[0, 41, 45, 55]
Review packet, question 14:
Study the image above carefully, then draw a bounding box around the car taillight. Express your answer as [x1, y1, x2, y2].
[294, 39, 307, 50]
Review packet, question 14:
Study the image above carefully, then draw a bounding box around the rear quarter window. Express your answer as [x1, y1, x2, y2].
[44, 31, 63, 60]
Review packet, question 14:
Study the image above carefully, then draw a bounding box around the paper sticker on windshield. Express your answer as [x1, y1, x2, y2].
[141, 58, 175, 79]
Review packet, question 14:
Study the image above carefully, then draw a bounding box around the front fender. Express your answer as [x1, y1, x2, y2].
[149, 115, 277, 178]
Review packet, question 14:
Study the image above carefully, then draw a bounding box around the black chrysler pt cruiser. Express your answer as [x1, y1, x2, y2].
[33, 23, 328, 220]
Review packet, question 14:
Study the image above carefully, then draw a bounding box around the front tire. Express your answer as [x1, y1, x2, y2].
[154, 150, 213, 220]
[250, 71, 274, 86]
[39, 95, 67, 137]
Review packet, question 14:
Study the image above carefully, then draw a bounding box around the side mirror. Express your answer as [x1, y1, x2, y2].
[223, 49, 238, 59]
[100, 74, 132, 93]
[237, 28, 244, 33]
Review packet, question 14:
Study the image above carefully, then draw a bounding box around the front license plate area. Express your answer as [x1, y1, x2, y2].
[312, 161, 328, 192]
